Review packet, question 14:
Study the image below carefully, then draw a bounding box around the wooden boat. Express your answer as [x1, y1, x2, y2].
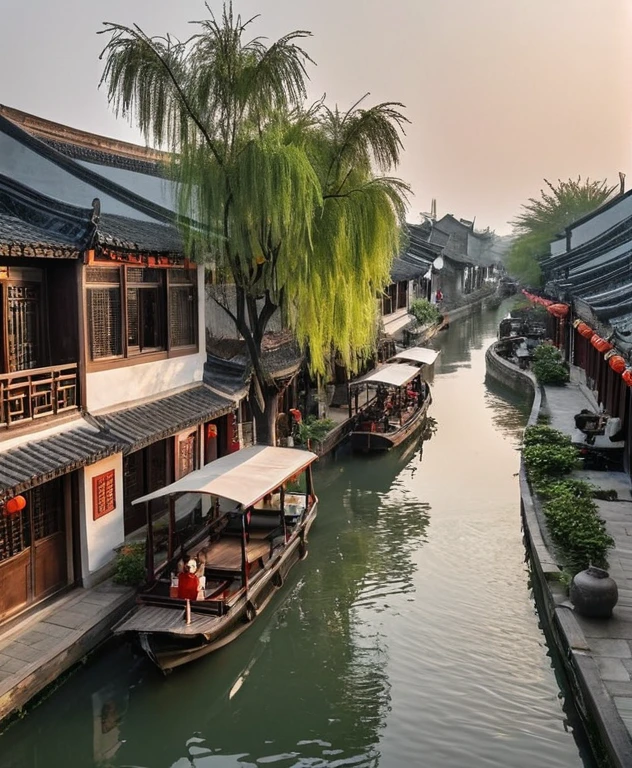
[348, 349, 437, 452]
[114, 446, 318, 672]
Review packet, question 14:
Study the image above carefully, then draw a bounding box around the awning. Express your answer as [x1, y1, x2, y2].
[350, 363, 421, 389]
[0, 421, 120, 497]
[132, 445, 318, 508]
[389, 347, 440, 366]
[95, 385, 234, 454]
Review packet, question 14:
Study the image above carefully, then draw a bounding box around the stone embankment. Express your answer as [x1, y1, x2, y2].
[486, 340, 632, 768]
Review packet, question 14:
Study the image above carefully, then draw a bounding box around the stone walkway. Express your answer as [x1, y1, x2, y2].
[0, 580, 133, 725]
[540, 381, 632, 763]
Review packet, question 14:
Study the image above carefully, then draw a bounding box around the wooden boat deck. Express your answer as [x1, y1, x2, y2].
[196, 537, 272, 570]
[115, 605, 222, 636]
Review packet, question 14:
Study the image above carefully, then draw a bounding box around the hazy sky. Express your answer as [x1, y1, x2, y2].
[2, 0, 631, 233]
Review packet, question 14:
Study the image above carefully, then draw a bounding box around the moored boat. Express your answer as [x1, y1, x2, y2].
[348, 348, 437, 452]
[114, 445, 318, 672]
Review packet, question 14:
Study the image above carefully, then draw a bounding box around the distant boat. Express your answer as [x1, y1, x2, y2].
[114, 446, 319, 672]
[348, 347, 438, 452]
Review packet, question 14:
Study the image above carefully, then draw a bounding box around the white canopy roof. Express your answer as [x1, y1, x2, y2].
[350, 363, 421, 389]
[389, 346, 440, 366]
[132, 445, 318, 509]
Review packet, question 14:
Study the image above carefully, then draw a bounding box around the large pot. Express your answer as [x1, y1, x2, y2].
[570, 566, 618, 618]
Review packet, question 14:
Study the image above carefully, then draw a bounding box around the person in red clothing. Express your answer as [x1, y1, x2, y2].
[177, 558, 200, 600]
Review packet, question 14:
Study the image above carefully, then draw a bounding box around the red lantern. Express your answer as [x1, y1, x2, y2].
[609, 355, 627, 374]
[577, 323, 593, 339]
[591, 334, 613, 353]
[623, 369, 632, 387]
[4, 495, 26, 515]
[547, 303, 569, 318]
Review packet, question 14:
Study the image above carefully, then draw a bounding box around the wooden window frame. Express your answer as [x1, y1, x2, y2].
[86, 266, 198, 370]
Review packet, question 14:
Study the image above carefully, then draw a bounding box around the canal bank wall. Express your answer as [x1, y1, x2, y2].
[487, 343, 632, 768]
[0, 581, 134, 728]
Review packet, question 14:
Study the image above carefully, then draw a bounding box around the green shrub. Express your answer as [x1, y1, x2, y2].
[296, 416, 336, 445]
[543, 491, 613, 573]
[532, 344, 569, 385]
[523, 442, 579, 482]
[523, 424, 571, 448]
[536, 478, 594, 501]
[113, 542, 146, 586]
[409, 299, 441, 327]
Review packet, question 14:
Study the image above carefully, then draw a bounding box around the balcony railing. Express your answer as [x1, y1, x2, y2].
[0, 364, 79, 430]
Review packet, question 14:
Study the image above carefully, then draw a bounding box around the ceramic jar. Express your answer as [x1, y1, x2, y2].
[570, 566, 618, 618]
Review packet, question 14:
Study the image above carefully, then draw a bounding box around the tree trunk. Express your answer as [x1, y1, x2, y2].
[250, 379, 279, 446]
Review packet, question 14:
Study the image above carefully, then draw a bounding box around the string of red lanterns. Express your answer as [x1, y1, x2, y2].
[572, 318, 632, 388]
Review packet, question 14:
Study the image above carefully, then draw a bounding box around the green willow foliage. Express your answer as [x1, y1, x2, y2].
[99, 3, 409, 388]
[506, 177, 615, 287]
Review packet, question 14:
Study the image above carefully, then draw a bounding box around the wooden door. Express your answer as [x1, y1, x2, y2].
[0, 516, 31, 618]
[0, 477, 70, 622]
[31, 478, 66, 600]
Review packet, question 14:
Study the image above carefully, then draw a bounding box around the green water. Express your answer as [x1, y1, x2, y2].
[0, 304, 594, 767]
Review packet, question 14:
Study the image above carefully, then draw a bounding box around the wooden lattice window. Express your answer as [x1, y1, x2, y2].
[169, 285, 197, 347]
[31, 478, 64, 540]
[93, 470, 116, 521]
[88, 287, 122, 359]
[86, 265, 197, 361]
[176, 430, 198, 480]
[0, 510, 29, 562]
[6, 283, 42, 372]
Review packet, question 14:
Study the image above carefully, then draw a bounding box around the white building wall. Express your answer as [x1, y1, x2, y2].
[86, 264, 207, 412]
[569, 194, 632, 249]
[86, 353, 206, 412]
[549, 238, 567, 257]
[78, 453, 125, 582]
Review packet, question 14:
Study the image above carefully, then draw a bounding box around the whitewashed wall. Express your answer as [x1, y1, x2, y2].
[78, 453, 125, 581]
[86, 265, 207, 412]
[86, 353, 206, 412]
[549, 237, 567, 257]
[568, 194, 632, 249]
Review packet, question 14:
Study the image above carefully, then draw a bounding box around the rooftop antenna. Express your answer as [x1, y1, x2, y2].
[420, 198, 437, 223]
[619, 172, 626, 195]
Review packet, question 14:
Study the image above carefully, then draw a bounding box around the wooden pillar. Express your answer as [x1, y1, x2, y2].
[305, 465, 314, 501]
[279, 485, 287, 541]
[145, 501, 155, 582]
[167, 496, 175, 562]
[241, 512, 248, 592]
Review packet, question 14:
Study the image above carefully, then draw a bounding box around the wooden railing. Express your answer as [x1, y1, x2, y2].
[0, 364, 79, 429]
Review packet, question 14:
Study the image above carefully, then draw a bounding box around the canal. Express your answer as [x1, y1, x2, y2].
[1, 305, 595, 767]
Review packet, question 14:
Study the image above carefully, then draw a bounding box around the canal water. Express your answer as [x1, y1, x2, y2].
[1, 305, 595, 768]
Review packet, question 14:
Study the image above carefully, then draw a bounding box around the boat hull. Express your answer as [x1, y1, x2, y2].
[351, 396, 430, 453]
[118, 507, 317, 672]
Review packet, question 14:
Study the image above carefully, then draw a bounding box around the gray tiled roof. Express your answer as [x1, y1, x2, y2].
[94, 385, 234, 454]
[0, 423, 120, 496]
[204, 355, 250, 398]
[40, 138, 164, 177]
[391, 256, 425, 281]
[99, 213, 183, 254]
[0, 212, 81, 257]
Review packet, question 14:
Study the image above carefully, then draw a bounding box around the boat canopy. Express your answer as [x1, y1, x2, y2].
[350, 363, 421, 389]
[389, 346, 440, 366]
[132, 445, 318, 509]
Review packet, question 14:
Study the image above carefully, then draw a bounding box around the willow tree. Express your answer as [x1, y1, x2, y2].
[99, 3, 408, 443]
[506, 177, 615, 287]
